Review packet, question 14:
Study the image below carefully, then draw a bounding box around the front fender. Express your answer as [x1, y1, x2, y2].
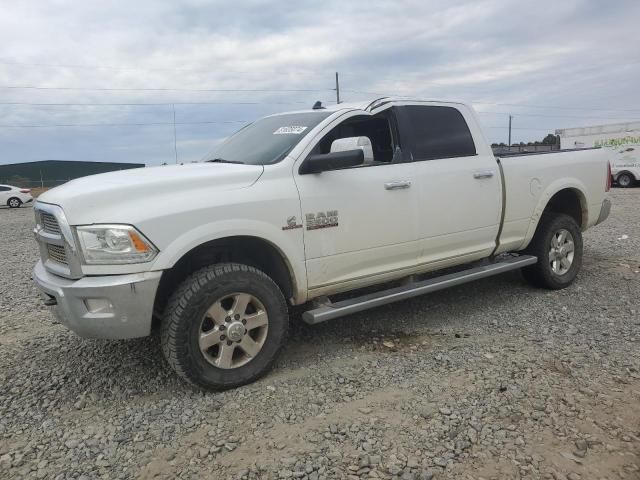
[152, 219, 307, 303]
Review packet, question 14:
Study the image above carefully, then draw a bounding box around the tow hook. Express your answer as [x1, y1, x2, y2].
[43, 295, 57, 307]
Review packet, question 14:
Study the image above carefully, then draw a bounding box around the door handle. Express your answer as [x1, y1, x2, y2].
[384, 180, 411, 190]
[473, 171, 494, 179]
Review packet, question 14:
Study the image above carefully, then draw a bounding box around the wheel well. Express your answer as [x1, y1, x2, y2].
[543, 188, 585, 228]
[153, 236, 295, 327]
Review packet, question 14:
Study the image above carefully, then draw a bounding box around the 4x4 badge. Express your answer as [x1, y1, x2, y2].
[281, 216, 303, 231]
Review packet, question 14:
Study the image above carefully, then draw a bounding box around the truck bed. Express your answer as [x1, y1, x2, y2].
[495, 147, 609, 255]
[495, 147, 600, 158]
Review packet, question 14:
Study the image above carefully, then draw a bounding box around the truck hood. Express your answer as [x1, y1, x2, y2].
[38, 163, 264, 225]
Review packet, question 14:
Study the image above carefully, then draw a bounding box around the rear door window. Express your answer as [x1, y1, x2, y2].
[397, 105, 476, 160]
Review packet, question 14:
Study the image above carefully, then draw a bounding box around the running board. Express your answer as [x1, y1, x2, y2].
[302, 255, 537, 325]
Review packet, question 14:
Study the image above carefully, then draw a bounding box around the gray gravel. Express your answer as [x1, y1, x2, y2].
[1, 190, 639, 480]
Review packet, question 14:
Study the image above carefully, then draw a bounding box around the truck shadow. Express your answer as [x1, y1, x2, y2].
[7, 271, 533, 410]
[283, 271, 528, 363]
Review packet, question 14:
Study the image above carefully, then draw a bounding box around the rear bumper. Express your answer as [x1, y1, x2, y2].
[33, 260, 162, 339]
[596, 198, 611, 225]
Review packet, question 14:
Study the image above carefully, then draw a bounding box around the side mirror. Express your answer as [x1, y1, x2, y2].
[330, 136, 374, 164]
[299, 149, 364, 175]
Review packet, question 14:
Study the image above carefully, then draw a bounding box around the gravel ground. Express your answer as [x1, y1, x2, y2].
[0, 190, 639, 480]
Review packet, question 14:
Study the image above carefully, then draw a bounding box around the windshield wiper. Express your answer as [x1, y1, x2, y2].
[206, 158, 245, 164]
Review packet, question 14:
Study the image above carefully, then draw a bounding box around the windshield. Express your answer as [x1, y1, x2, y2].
[206, 111, 331, 165]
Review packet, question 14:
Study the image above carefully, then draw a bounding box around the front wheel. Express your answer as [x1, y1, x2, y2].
[522, 213, 583, 290]
[7, 197, 21, 208]
[161, 263, 288, 390]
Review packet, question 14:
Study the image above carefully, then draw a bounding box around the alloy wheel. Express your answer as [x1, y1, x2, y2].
[549, 228, 575, 275]
[198, 292, 269, 369]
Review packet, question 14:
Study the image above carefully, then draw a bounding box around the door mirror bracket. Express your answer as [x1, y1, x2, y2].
[299, 149, 365, 175]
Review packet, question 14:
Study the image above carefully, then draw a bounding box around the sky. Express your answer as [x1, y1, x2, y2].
[0, 0, 639, 166]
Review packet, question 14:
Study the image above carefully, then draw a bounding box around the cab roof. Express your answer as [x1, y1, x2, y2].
[269, 97, 470, 117]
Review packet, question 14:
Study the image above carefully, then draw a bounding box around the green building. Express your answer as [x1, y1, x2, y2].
[0, 160, 145, 188]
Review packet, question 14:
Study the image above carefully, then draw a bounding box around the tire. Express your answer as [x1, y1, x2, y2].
[161, 263, 288, 390]
[522, 213, 583, 290]
[616, 173, 634, 188]
[7, 197, 21, 208]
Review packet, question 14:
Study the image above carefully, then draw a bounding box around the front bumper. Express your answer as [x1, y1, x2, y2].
[596, 198, 611, 225]
[33, 260, 162, 339]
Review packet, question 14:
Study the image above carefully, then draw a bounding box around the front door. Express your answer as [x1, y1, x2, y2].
[294, 110, 420, 293]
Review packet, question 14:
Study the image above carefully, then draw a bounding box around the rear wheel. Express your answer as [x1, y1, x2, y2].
[617, 173, 634, 188]
[161, 263, 288, 390]
[522, 213, 583, 290]
[7, 197, 21, 208]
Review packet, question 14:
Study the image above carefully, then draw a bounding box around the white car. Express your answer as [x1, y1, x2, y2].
[33, 97, 611, 390]
[0, 184, 33, 208]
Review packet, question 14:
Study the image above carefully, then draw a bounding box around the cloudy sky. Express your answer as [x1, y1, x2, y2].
[1, 0, 639, 166]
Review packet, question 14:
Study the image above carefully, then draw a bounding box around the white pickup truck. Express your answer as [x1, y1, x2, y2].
[33, 97, 611, 390]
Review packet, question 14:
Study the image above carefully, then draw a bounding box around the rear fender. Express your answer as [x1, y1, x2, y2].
[519, 179, 588, 250]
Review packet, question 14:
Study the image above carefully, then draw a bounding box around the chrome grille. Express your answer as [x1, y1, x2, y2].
[35, 203, 82, 278]
[41, 212, 61, 234]
[46, 244, 68, 265]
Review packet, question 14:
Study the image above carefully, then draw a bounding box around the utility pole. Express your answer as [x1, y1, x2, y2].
[508, 114, 512, 148]
[172, 103, 178, 164]
[335, 72, 340, 104]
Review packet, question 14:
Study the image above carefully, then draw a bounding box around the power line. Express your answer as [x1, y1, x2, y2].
[0, 85, 333, 93]
[0, 121, 554, 131]
[0, 101, 636, 119]
[0, 100, 313, 107]
[1, 88, 638, 114]
[0, 59, 325, 78]
[0, 120, 248, 128]
[476, 111, 639, 121]
[0, 59, 150, 70]
[472, 101, 640, 114]
[485, 126, 556, 131]
[0, 101, 635, 116]
[4, 57, 638, 77]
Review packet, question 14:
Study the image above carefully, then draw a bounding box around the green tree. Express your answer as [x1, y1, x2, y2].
[542, 134, 559, 145]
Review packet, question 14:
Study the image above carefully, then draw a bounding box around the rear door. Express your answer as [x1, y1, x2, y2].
[394, 103, 502, 266]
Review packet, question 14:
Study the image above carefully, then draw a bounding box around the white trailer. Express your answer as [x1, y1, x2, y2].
[557, 121, 640, 187]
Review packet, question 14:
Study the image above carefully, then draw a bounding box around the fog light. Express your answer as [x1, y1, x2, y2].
[84, 298, 114, 314]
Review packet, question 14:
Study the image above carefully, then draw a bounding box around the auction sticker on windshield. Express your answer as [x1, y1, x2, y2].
[273, 126, 308, 135]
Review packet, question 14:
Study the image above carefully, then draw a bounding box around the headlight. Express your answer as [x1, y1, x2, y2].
[76, 225, 158, 264]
